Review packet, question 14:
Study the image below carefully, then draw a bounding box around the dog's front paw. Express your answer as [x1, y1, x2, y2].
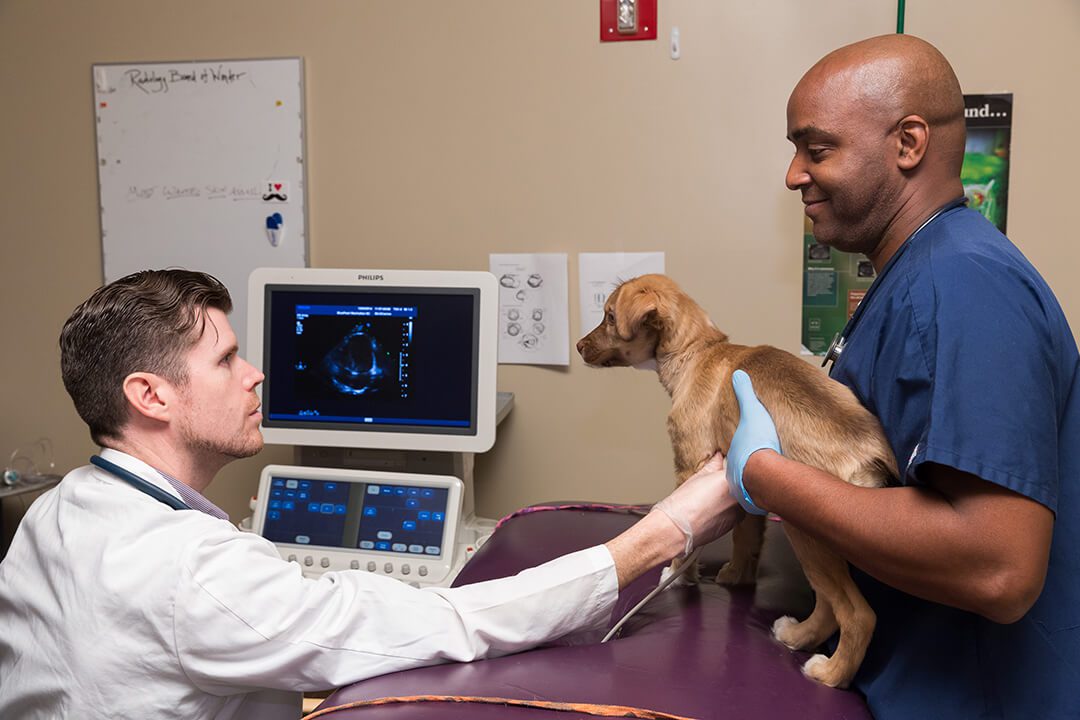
[771, 615, 802, 649]
[714, 560, 758, 586]
[672, 558, 700, 585]
[659, 564, 696, 588]
[801, 653, 850, 689]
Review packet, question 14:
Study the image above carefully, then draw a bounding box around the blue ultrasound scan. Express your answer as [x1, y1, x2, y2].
[261, 476, 450, 556]
[321, 321, 397, 396]
[297, 305, 414, 401]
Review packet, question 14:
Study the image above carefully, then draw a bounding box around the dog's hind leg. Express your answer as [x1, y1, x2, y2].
[771, 525, 839, 650]
[714, 512, 765, 586]
[783, 525, 875, 689]
[772, 596, 838, 652]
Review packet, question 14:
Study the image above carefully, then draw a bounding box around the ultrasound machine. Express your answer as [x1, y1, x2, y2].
[245, 267, 508, 587]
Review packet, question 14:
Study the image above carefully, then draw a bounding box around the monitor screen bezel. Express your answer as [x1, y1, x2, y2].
[248, 267, 497, 453]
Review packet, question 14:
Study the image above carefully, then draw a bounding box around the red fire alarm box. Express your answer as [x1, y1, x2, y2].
[600, 0, 657, 42]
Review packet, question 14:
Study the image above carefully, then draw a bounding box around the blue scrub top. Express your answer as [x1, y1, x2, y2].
[829, 205, 1080, 719]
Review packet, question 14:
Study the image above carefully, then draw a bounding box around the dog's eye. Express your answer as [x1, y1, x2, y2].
[605, 311, 615, 324]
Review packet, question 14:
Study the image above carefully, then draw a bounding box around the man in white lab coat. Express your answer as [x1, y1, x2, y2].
[0, 269, 738, 720]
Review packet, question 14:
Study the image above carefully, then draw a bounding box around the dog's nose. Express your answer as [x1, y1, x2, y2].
[575, 338, 585, 354]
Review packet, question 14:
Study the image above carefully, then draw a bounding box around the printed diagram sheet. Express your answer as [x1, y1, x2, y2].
[578, 252, 665, 333]
[489, 253, 569, 365]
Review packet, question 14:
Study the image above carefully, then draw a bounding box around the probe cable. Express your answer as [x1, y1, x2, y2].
[601, 545, 701, 643]
[602, 514, 784, 643]
[304, 694, 698, 719]
[492, 503, 703, 643]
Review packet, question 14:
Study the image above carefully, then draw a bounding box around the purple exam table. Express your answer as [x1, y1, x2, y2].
[313, 506, 874, 719]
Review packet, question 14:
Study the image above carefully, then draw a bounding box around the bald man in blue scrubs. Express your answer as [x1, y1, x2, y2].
[726, 34, 1079, 719]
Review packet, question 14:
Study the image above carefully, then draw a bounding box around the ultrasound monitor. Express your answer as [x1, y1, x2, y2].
[247, 268, 497, 453]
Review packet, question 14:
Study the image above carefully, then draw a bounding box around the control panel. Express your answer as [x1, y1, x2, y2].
[252, 464, 465, 587]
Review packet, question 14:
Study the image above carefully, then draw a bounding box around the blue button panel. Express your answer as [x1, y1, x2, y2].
[260, 476, 450, 558]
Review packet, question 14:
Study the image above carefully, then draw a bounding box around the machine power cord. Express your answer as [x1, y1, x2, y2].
[304, 694, 698, 719]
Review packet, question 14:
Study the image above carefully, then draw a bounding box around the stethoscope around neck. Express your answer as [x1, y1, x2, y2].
[90, 455, 191, 511]
[821, 196, 966, 372]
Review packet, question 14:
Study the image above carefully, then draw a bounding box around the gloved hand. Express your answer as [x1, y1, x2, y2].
[726, 369, 781, 516]
[651, 453, 741, 557]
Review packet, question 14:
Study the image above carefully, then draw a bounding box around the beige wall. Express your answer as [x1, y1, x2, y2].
[2, 1, 1078, 536]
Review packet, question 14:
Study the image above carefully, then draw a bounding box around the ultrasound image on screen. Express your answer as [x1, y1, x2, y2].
[263, 286, 478, 434]
[319, 322, 399, 397]
[295, 306, 412, 402]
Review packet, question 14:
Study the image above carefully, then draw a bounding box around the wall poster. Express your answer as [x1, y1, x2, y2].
[961, 93, 1012, 233]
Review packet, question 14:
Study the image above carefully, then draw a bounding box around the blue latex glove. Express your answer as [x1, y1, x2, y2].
[726, 369, 781, 515]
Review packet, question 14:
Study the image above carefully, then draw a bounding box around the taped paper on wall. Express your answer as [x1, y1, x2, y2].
[489, 253, 569, 366]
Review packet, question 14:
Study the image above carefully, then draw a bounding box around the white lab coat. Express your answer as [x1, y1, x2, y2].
[0, 449, 619, 719]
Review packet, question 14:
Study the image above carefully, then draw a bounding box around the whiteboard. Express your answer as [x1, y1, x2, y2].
[93, 57, 307, 355]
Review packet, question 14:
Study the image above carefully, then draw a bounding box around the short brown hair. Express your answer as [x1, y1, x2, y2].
[60, 269, 233, 445]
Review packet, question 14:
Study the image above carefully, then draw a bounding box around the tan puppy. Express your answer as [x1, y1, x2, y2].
[577, 274, 897, 688]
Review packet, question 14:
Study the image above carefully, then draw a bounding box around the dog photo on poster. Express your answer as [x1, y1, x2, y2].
[800, 93, 1014, 355]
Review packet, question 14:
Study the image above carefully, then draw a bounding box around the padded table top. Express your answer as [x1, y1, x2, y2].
[313, 506, 873, 719]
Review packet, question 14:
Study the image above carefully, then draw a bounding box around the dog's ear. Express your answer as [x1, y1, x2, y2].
[614, 287, 662, 341]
